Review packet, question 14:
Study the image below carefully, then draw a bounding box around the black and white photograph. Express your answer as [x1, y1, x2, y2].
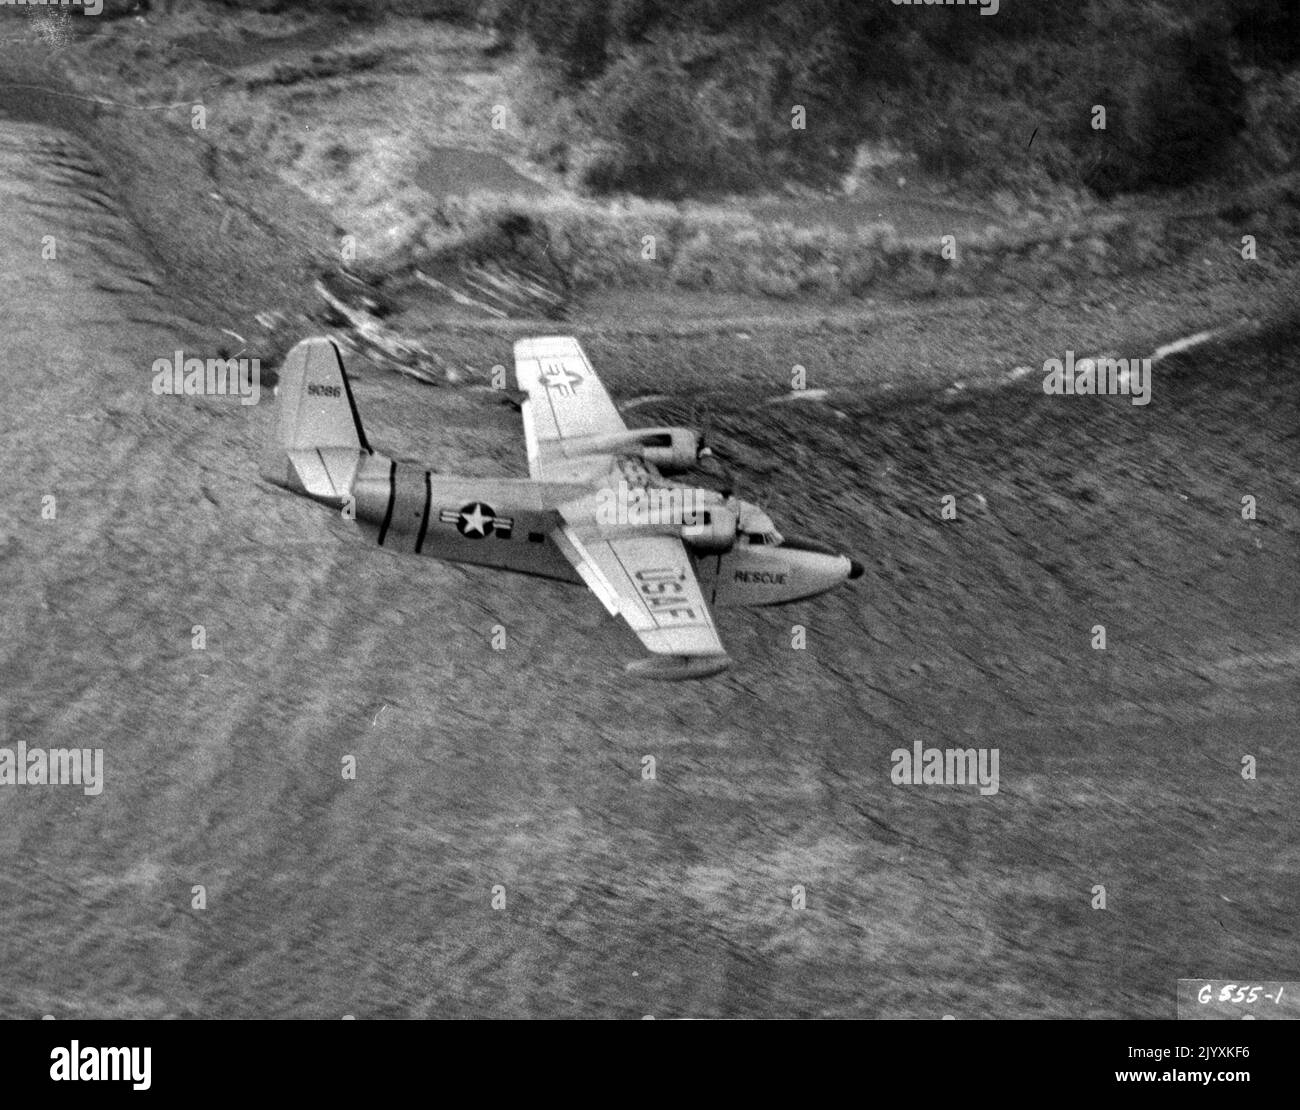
[0, 0, 1296, 1070]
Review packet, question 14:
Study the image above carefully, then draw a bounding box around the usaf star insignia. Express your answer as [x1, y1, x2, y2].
[540, 360, 583, 397]
[440, 502, 513, 539]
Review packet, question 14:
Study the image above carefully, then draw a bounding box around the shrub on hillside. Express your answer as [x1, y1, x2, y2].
[215, 0, 381, 19]
[1083, 23, 1246, 195]
[1231, 0, 1300, 66]
[578, 48, 763, 197]
[491, 0, 610, 78]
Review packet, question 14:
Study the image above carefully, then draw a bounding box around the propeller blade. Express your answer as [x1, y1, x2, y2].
[690, 400, 735, 496]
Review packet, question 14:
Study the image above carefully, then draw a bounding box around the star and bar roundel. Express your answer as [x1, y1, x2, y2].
[540, 360, 583, 396]
[439, 502, 514, 539]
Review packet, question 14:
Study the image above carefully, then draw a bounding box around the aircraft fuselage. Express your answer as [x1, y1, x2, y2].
[331, 451, 858, 607]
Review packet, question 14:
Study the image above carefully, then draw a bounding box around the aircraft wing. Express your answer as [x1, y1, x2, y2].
[514, 335, 626, 480]
[551, 528, 730, 676]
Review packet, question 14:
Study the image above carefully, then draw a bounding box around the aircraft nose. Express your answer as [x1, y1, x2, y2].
[848, 558, 864, 580]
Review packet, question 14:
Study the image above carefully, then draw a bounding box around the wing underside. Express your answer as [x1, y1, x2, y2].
[554, 529, 728, 663]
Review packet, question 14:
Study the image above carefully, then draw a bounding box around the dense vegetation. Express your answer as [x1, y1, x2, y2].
[200, 0, 1298, 201]
[494, 0, 1297, 198]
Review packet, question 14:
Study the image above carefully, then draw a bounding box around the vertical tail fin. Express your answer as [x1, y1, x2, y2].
[262, 337, 371, 504]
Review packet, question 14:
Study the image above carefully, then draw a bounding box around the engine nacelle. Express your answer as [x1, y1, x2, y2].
[563, 427, 700, 472]
[681, 504, 738, 553]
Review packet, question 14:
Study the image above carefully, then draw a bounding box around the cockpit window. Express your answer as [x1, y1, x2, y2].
[747, 532, 765, 545]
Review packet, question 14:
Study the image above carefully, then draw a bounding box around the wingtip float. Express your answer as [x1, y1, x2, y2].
[264, 335, 861, 680]
[624, 654, 733, 681]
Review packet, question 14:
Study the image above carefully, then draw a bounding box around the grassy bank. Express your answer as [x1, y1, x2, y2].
[370, 179, 1300, 303]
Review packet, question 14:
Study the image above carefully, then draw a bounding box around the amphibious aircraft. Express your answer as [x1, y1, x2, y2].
[262, 336, 862, 679]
